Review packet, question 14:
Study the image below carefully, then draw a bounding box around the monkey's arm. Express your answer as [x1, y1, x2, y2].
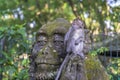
[55, 53, 70, 80]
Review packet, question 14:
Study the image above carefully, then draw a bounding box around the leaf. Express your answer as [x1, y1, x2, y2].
[8, 67, 16, 76]
[0, 27, 8, 32]
[1, 51, 13, 61]
[0, 34, 4, 39]
[17, 28, 26, 38]
[22, 59, 28, 66]
[0, 59, 6, 64]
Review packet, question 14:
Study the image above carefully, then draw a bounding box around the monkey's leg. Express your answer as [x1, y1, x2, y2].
[55, 53, 70, 80]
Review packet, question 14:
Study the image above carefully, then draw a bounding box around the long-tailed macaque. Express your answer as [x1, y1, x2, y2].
[64, 18, 85, 59]
[55, 18, 86, 80]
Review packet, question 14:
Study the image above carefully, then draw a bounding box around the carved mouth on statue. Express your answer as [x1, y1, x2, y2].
[36, 63, 60, 71]
[35, 58, 61, 65]
[35, 71, 57, 80]
[35, 61, 61, 66]
[35, 58, 61, 80]
[35, 62, 60, 80]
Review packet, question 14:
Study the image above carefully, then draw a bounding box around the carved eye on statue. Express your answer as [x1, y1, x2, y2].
[36, 33, 47, 42]
[54, 40, 64, 46]
[31, 34, 47, 57]
[37, 40, 47, 46]
[53, 33, 65, 57]
[53, 34, 64, 46]
[36, 34, 47, 47]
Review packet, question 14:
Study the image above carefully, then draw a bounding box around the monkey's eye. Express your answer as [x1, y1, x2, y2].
[53, 34, 64, 57]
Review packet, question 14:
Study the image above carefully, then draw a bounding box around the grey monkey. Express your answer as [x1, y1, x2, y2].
[55, 18, 85, 80]
[64, 18, 85, 59]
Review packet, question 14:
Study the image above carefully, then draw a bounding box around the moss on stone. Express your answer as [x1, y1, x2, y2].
[38, 18, 71, 36]
[85, 54, 110, 80]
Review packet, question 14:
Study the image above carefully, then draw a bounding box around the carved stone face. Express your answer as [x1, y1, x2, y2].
[30, 18, 70, 79]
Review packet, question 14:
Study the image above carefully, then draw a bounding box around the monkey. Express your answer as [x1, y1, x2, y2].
[64, 18, 85, 59]
[55, 18, 85, 80]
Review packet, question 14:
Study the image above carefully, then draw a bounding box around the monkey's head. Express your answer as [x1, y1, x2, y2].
[72, 18, 85, 29]
[31, 18, 70, 79]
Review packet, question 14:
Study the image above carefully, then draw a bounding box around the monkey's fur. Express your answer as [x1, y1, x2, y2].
[55, 18, 86, 80]
[64, 18, 85, 59]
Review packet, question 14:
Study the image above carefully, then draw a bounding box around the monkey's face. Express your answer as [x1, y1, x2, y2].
[72, 18, 84, 29]
[31, 18, 70, 79]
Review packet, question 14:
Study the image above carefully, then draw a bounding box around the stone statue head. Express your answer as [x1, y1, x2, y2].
[29, 18, 70, 80]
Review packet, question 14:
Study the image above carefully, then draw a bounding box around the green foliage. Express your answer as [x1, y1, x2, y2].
[0, 24, 30, 80]
[89, 47, 109, 56]
[89, 47, 120, 80]
[107, 58, 120, 80]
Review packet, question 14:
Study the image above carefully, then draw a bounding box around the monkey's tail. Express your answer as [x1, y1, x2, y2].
[55, 53, 70, 80]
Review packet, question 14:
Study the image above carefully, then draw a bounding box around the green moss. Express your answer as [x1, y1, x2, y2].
[85, 54, 110, 80]
[85, 55, 99, 70]
[38, 18, 71, 36]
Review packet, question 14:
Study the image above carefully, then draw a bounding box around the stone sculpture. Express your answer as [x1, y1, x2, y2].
[29, 18, 70, 80]
[29, 18, 109, 80]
